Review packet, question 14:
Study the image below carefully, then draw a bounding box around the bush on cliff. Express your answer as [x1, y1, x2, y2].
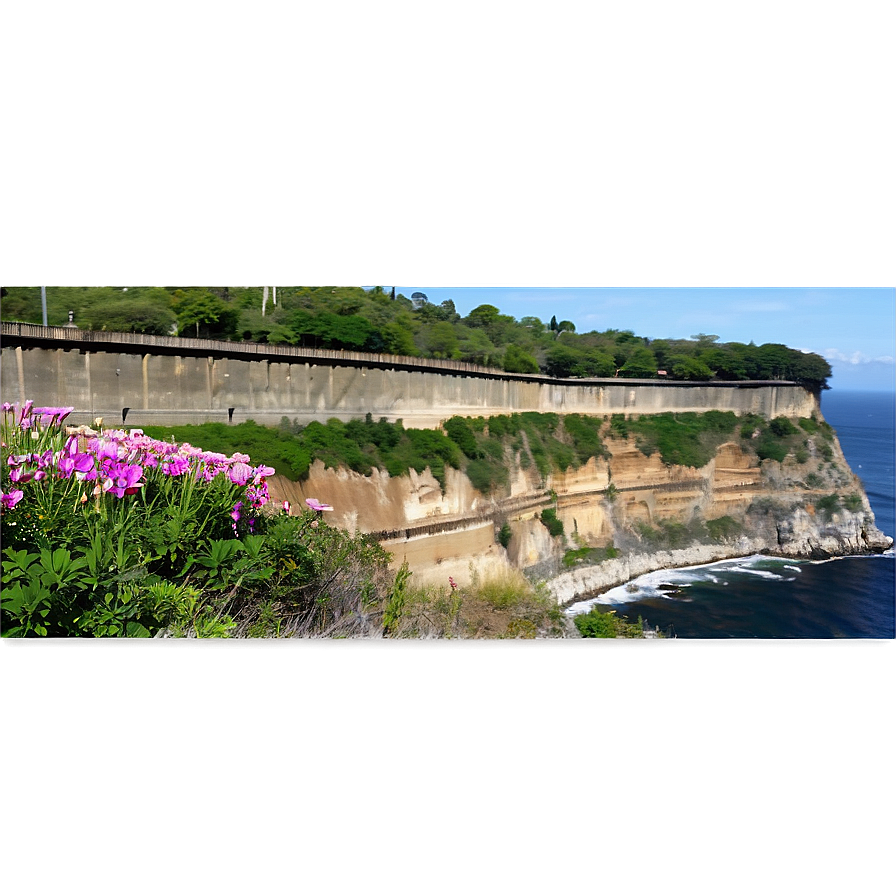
[574, 607, 644, 638]
[622, 411, 738, 469]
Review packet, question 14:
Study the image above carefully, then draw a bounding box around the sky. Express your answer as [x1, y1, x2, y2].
[394, 287, 896, 392]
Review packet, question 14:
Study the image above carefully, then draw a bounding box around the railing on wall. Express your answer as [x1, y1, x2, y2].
[0, 321, 797, 388]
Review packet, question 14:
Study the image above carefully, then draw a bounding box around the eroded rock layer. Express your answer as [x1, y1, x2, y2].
[268, 404, 892, 598]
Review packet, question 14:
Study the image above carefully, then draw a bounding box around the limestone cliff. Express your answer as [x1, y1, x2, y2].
[267, 406, 892, 601]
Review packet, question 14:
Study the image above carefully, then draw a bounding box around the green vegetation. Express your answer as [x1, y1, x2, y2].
[842, 494, 863, 513]
[573, 607, 646, 638]
[141, 411, 610, 496]
[741, 414, 816, 464]
[142, 415, 461, 488]
[563, 543, 619, 568]
[539, 508, 565, 537]
[705, 516, 743, 542]
[614, 410, 739, 468]
[1, 286, 831, 390]
[498, 522, 513, 549]
[0, 406, 395, 638]
[635, 517, 711, 550]
[815, 494, 841, 520]
[384, 569, 566, 639]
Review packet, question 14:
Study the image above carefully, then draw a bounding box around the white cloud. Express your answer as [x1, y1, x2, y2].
[823, 348, 896, 365]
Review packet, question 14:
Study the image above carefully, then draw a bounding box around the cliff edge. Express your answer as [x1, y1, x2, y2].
[267, 404, 892, 601]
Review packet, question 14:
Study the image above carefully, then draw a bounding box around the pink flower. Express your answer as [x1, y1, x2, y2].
[228, 462, 252, 486]
[18, 400, 33, 424]
[103, 462, 144, 498]
[0, 489, 24, 511]
[306, 498, 334, 512]
[161, 456, 190, 477]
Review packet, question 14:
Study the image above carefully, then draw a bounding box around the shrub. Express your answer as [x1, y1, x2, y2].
[842, 494, 863, 513]
[1, 400, 398, 639]
[498, 522, 512, 549]
[706, 516, 742, 541]
[815, 494, 841, 520]
[623, 411, 738, 468]
[574, 607, 643, 638]
[444, 416, 481, 458]
[563, 414, 607, 463]
[770, 416, 799, 437]
[755, 431, 789, 462]
[539, 507, 565, 537]
[466, 457, 509, 494]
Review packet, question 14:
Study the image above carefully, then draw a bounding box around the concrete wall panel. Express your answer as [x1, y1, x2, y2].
[1, 345, 819, 429]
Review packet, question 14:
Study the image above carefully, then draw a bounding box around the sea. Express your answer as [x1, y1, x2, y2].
[565, 389, 895, 638]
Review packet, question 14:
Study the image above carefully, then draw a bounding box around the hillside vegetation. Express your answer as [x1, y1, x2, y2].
[139, 407, 834, 501]
[1, 285, 831, 391]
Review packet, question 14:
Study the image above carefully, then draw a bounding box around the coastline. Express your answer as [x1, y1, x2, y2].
[550, 535, 894, 610]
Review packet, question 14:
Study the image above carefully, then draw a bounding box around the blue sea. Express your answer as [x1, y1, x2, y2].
[566, 390, 895, 638]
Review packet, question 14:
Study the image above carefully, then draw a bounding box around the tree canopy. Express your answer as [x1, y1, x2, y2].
[0, 286, 832, 390]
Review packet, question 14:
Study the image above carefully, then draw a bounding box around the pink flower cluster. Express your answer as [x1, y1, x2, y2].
[1, 401, 275, 513]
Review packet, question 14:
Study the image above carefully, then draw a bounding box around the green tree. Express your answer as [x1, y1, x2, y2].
[503, 343, 540, 373]
[173, 290, 238, 339]
[670, 355, 713, 380]
[425, 321, 460, 358]
[545, 343, 581, 377]
[620, 346, 657, 378]
[466, 304, 501, 329]
[575, 349, 615, 378]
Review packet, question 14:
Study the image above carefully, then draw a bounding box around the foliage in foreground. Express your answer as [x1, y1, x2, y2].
[0, 402, 396, 638]
[1, 400, 573, 639]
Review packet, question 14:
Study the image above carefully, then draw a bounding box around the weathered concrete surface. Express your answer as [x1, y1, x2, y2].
[2, 342, 818, 429]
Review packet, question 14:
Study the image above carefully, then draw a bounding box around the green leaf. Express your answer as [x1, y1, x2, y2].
[2, 583, 27, 616]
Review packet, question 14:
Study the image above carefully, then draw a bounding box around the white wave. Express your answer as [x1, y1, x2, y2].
[735, 567, 786, 581]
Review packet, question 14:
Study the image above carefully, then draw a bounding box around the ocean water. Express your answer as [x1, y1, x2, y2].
[566, 390, 895, 638]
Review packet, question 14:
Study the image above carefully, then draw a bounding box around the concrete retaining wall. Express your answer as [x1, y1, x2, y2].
[1, 325, 819, 428]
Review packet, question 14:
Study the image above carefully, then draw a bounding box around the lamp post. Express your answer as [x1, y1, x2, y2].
[41, 286, 47, 326]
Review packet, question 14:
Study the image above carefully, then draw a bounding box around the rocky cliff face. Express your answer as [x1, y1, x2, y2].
[267, 408, 892, 601]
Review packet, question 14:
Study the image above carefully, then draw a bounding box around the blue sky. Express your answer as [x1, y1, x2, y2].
[395, 287, 895, 392]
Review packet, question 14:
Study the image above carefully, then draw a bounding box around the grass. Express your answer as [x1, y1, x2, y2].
[635, 517, 710, 549]
[386, 569, 566, 638]
[562, 544, 620, 568]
